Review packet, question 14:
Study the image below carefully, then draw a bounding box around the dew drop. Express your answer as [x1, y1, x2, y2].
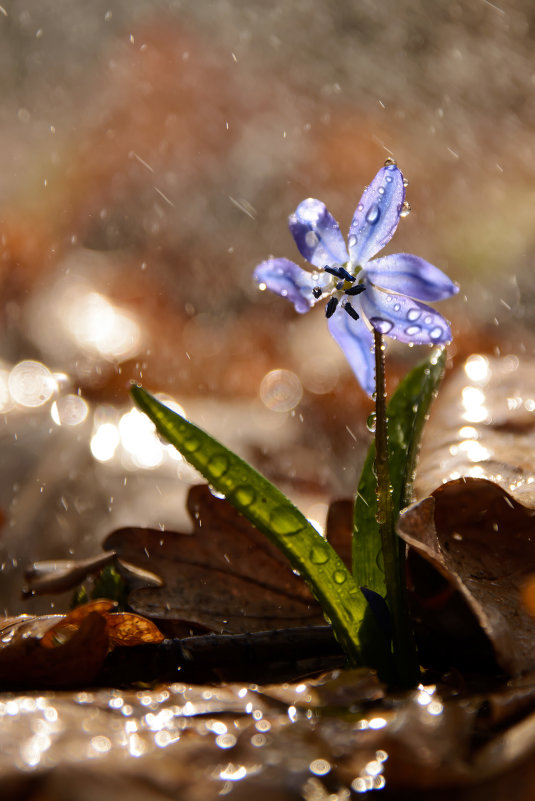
[348, 234, 357, 248]
[375, 507, 386, 524]
[424, 315, 432, 325]
[366, 412, 377, 433]
[370, 317, 393, 334]
[309, 545, 330, 565]
[393, 303, 401, 312]
[405, 325, 421, 336]
[183, 436, 200, 453]
[207, 452, 229, 478]
[407, 309, 421, 322]
[357, 203, 364, 212]
[384, 157, 397, 168]
[269, 506, 305, 535]
[430, 326, 443, 340]
[400, 200, 411, 218]
[403, 178, 409, 188]
[333, 570, 347, 585]
[305, 230, 318, 248]
[366, 204, 381, 225]
[208, 485, 226, 499]
[378, 187, 385, 195]
[231, 485, 256, 507]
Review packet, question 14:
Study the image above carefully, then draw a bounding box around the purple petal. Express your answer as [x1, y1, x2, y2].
[327, 305, 375, 396]
[289, 198, 349, 269]
[359, 282, 452, 344]
[365, 253, 459, 301]
[348, 164, 405, 267]
[254, 258, 328, 314]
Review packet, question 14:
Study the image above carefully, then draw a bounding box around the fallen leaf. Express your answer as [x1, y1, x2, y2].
[103, 484, 326, 634]
[399, 481, 535, 675]
[105, 613, 165, 647]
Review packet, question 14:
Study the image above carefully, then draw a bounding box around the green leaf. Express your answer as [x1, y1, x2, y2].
[131, 385, 367, 666]
[353, 347, 447, 599]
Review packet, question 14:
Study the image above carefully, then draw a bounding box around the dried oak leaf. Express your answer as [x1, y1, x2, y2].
[399, 476, 535, 675]
[103, 484, 327, 634]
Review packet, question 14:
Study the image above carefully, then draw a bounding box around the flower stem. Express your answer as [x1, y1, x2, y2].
[373, 330, 419, 687]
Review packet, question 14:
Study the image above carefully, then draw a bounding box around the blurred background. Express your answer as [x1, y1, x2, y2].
[1, 0, 534, 614]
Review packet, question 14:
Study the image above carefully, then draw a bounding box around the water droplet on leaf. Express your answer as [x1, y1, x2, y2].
[309, 545, 330, 565]
[332, 570, 347, 585]
[231, 485, 256, 507]
[207, 452, 229, 478]
[269, 506, 305, 535]
[366, 412, 377, 433]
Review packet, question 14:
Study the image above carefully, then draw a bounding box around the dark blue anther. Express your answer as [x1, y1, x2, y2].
[324, 265, 355, 282]
[344, 284, 366, 296]
[343, 302, 360, 321]
[312, 286, 322, 299]
[325, 297, 338, 318]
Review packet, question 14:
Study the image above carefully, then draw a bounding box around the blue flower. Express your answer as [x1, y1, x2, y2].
[254, 161, 458, 396]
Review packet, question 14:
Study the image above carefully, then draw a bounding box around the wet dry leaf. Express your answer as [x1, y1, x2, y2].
[0, 602, 165, 689]
[397, 354, 535, 675]
[41, 600, 117, 648]
[0, 612, 109, 689]
[104, 484, 327, 634]
[105, 612, 165, 647]
[399, 481, 535, 675]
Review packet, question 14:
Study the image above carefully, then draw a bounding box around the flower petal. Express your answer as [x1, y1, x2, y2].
[360, 282, 452, 344]
[289, 198, 349, 269]
[327, 305, 375, 396]
[348, 164, 405, 267]
[254, 258, 329, 313]
[365, 253, 459, 301]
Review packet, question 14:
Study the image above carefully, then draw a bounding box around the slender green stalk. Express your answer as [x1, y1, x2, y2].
[373, 331, 419, 687]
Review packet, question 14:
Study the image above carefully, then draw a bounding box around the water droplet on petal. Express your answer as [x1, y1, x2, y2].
[405, 325, 421, 336]
[384, 157, 397, 168]
[305, 231, 318, 248]
[400, 200, 411, 218]
[430, 326, 443, 340]
[407, 309, 421, 322]
[366, 412, 377, 433]
[403, 178, 409, 188]
[424, 315, 432, 324]
[378, 187, 385, 195]
[348, 234, 357, 248]
[393, 303, 401, 312]
[366, 204, 381, 225]
[370, 317, 393, 334]
[357, 203, 364, 212]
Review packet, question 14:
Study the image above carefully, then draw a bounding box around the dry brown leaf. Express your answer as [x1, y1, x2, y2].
[103, 484, 326, 634]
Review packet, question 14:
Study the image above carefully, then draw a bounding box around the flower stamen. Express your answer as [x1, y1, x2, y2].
[324, 265, 355, 282]
[325, 297, 339, 318]
[343, 302, 360, 321]
[345, 285, 366, 297]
